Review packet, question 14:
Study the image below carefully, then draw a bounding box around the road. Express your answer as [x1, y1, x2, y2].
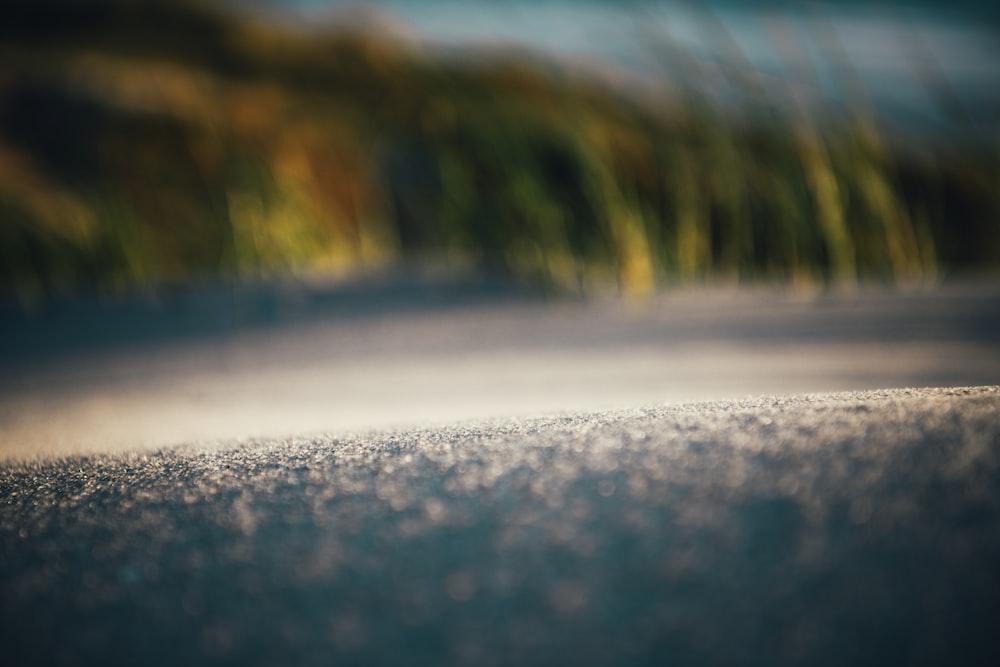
[2, 386, 999, 666]
[2, 277, 999, 460]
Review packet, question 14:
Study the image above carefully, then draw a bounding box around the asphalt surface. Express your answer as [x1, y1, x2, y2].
[3, 279, 1000, 460]
[3, 386, 999, 666]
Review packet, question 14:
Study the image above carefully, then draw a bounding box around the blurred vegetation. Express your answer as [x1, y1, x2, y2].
[1, 0, 998, 305]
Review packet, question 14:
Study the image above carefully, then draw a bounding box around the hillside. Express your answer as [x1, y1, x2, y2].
[2, 0, 997, 304]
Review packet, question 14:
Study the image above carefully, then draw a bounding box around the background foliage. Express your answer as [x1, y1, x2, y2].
[1, 0, 997, 304]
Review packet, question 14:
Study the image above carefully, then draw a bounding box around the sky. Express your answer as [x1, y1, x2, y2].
[237, 0, 999, 132]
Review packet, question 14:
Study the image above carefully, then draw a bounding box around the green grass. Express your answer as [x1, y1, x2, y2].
[1, 0, 997, 304]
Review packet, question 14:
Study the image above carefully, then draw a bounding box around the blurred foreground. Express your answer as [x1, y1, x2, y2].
[2, 0, 998, 305]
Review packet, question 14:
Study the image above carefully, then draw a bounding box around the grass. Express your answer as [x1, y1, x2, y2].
[1, 0, 997, 305]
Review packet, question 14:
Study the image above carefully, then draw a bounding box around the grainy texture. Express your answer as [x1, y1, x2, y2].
[2, 386, 999, 666]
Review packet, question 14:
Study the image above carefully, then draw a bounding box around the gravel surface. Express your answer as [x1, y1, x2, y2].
[3, 386, 999, 666]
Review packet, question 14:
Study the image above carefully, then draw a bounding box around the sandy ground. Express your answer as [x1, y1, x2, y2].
[2, 279, 999, 460]
[2, 386, 998, 666]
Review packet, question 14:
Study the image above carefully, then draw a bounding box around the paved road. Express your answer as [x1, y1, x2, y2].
[2, 386, 999, 666]
[2, 279, 1000, 460]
